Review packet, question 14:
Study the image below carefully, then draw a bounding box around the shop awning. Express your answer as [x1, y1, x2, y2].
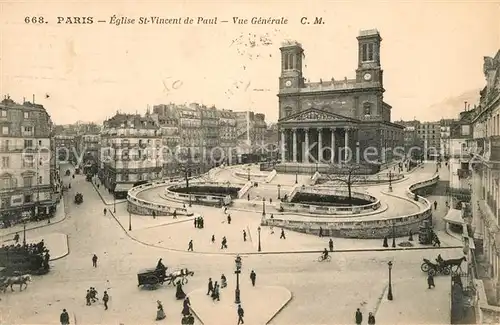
[443, 208, 465, 226]
[115, 183, 134, 192]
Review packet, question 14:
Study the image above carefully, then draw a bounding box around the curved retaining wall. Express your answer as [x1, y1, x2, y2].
[263, 173, 439, 239]
[164, 182, 243, 206]
[127, 178, 195, 216]
[280, 187, 380, 216]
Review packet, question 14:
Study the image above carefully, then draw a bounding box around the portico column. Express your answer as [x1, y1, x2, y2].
[331, 128, 336, 164]
[317, 128, 323, 163]
[303, 128, 310, 163]
[280, 130, 286, 162]
[344, 127, 350, 161]
[292, 128, 298, 163]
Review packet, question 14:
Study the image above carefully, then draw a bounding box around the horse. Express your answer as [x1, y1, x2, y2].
[167, 268, 195, 285]
[6, 274, 31, 291]
[443, 256, 467, 267]
[0, 277, 8, 293]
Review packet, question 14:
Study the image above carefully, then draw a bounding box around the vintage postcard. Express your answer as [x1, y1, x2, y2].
[0, 1, 499, 324]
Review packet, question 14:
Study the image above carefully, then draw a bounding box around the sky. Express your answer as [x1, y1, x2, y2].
[0, 0, 499, 124]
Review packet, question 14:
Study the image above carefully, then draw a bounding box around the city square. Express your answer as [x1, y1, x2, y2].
[1, 2, 500, 324]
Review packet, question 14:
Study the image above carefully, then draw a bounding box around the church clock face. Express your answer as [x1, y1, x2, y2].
[363, 73, 372, 81]
[285, 80, 292, 87]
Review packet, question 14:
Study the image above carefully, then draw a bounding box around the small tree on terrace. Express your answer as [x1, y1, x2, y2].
[325, 163, 367, 202]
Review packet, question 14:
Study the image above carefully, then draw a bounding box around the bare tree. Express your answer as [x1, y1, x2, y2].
[324, 163, 367, 201]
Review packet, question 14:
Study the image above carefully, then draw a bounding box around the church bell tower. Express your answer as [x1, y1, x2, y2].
[279, 41, 304, 91]
[355, 29, 383, 86]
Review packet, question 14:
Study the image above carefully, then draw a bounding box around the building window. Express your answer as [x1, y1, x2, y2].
[1, 126, 8, 135]
[24, 140, 33, 149]
[284, 107, 293, 117]
[24, 112, 29, 119]
[461, 125, 470, 136]
[0, 110, 6, 117]
[24, 194, 32, 203]
[1, 157, 9, 168]
[1, 177, 11, 189]
[23, 176, 33, 187]
[38, 176, 42, 184]
[362, 43, 374, 61]
[23, 155, 34, 168]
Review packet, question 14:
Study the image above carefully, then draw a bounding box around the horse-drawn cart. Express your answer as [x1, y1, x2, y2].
[137, 267, 194, 289]
[137, 268, 165, 289]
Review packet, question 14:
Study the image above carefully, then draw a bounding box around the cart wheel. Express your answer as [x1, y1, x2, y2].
[443, 267, 451, 276]
[421, 263, 430, 272]
[146, 275, 159, 286]
[325, 256, 331, 262]
[181, 277, 188, 285]
[428, 269, 436, 276]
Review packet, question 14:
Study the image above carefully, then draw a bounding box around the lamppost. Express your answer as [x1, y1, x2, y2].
[295, 172, 298, 184]
[258, 226, 261, 252]
[388, 171, 393, 192]
[277, 184, 281, 199]
[387, 261, 393, 300]
[234, 255, 242, 304]
[23, 221, 26, 246]
[316, 162, 318, 172]
[247, 168, 250, 181]
[113, 195, 116, 213]
[262, 198, 265, 216]
[392, 221, 396, 248]
[128, 212, 132, 231]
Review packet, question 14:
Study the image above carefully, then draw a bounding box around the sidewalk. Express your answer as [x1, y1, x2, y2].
[375, 277, 451, 325]
[109, 202, 197, 232]
[189, 284, 292, 325]
[2, 232, 69, 261]
[0, 199, 67, 240]
[91, 178, 127, 205]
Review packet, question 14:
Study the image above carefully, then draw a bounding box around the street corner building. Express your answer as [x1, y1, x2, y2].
[0, 97, 59, 223]
[276, 29, 404, 174]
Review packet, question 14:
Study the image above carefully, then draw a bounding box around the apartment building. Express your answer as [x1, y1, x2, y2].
[394, 120, 424, 160]
[199, 105, 220, 165]
[151, 104, 181, 177]
[234, 111, 268, 161]
[217, 109, 237, 164]
[0, 97, 57, 221]
[54, 135, 77, 166]
[76, 134, 100, 171]
[469, 50, 500, 302]
[418, 121, 441, 159]
[99, 113, 163, 198]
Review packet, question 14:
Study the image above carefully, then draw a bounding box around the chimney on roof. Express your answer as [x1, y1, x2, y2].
[23, 97, 25, 104]
[33, 94, 35, 104]
[464, 101, 467, 111]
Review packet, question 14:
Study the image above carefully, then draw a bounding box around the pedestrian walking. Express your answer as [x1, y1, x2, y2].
[355, 308, 363, 325]
[434, 201, 438, 209]
[319, 227, 323, 237]
[102, 291, 109, 310]
[250, 270, 256, 286]
[194, 218, 197, 228]
[280, 228, 286, 239]
[188, 240, 193, 251]
[103, 208, 107, 216]
[92, 254, 98, 267]
[427, 273, 435, 289]
[13, 233, 19, 244]
[211, 282, 220, 301]
[243, 230, 247, 241]
[173, 210, 177, 219]
[207, 278, 213, 295]
[211, 234, 215, 244]
[227, 214, 231, 224]
[221, 237, 228, 249]
[237, 304, 245, 324]
[221, 274, 227, 288]
[85, 290, 91, 306]
[60, 309, 70, 325]
[329, 238, 334, 252]
[368, 312, 376, 325]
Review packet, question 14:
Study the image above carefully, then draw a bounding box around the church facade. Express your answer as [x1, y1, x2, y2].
[277, 29, 404, 169]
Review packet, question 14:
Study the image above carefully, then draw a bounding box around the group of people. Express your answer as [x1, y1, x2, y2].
[1, 238, 50, 272]
[355, 308, 376, 325]
[193, 217, 204, 228]
[207, 277, 221, 301]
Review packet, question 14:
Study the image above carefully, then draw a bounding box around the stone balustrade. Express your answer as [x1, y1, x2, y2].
[127, 178, 195, 216]
[263, 173, 439, 239]
[233, 168, 269, 180]
[163, 181, 245, 206]
[265, 169, 277, 183]
[238, 181, 253, 198]
[280, 187, 380, 216]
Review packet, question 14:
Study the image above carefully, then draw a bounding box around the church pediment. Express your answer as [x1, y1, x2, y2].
[20, 170, 36, 177]
[0, 172, 13, 179]
[280, 108, 357, 123]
